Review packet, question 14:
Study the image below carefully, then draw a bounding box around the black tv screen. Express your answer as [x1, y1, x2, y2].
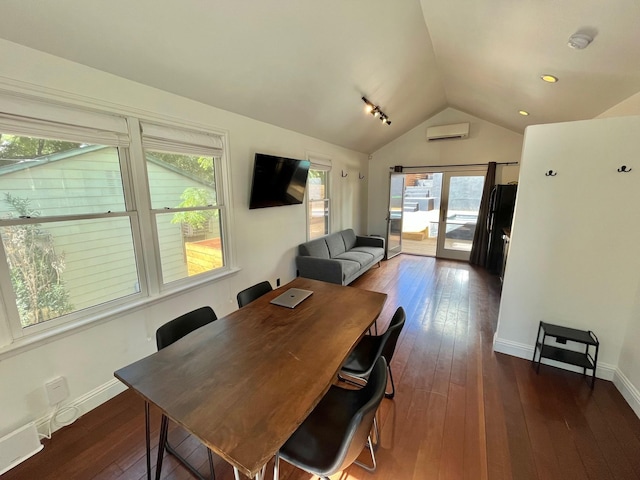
[249, 153, 311, 209]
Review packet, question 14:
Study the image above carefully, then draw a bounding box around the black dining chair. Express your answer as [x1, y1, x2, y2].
[274, 357, 388, 480]
[339, 306, 406, 399]
[236, 280, 273, 308]
[155, 306, 217, 480]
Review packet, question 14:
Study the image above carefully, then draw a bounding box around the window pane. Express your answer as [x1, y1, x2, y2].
[155, 210, 224, 284]
[308, 170, 327, 200]
[309, 199, 329, 239]
[307, 169, 329, 240]
[146, 150, 217, 209]
[0, 134, 126, 216]
[0, 217, 140, 328]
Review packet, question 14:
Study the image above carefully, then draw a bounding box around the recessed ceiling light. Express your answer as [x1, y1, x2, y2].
[541, 74, 559, 83]
[519, 110, 530, 116]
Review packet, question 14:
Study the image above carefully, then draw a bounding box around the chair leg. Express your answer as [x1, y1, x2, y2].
[273, 453, 280, 480]
[385, 363, 396, 399]
[371, 415, 380, 451]
[353, 435, 377, 472]
[337, 373, 366, 388]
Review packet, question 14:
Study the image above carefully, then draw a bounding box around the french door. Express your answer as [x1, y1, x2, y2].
[435, 171, 485, 260]
[386, 174, 405, 259]
[388, 170, 485, 261]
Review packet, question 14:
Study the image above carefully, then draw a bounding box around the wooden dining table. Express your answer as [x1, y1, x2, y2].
[114, 277, 387, 479]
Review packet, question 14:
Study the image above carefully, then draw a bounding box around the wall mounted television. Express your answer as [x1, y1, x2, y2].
[249, 153, 311, 209]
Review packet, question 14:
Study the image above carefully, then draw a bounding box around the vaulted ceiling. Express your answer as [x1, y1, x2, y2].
[1, 0, 639, 153]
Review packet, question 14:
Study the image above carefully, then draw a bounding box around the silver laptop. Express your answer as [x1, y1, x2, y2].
[270, 288, 313, 308]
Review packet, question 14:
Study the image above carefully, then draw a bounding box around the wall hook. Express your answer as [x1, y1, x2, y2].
[341, 170, 348, 177]
[358, 173, 365, 180]
[545, 170, 557, 176]
[617, 165, 632, 173]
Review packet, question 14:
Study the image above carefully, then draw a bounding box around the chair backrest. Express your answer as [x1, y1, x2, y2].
[380, 306, 406, 363]
[236, 280, 273, 308]
[156, 306, 217, 350]
[328, 357, 387, 475]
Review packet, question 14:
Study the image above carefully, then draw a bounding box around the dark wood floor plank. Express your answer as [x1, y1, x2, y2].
[512, 359, 566, 479]
[528, 364, 590, 480]
[494, 354, 539, 480]
[439, 383, 467, 479]
[464, 327, 488, 480]
[5, 255, 640, 480]
[589, 381, 640, 478]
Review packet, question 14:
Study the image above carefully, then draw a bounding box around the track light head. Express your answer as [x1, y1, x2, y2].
[361, 96, 391, 126]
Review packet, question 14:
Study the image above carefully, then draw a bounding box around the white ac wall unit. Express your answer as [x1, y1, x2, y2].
[426, 122, 470, 141]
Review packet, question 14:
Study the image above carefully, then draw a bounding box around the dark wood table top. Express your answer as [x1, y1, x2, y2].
[114, 277, 387, 478]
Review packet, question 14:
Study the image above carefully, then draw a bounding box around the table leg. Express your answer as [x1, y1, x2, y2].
[155, 415, 169, 480]
[144, 401, 151, 480]
[233, 465, 266, 480]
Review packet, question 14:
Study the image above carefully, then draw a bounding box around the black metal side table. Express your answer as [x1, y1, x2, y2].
[531, 321, 599, 389]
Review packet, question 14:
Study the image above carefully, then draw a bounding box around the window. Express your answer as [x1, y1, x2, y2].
[0, 98, 230, 340]
[0, 134, 140, 334]
[141, 122, 226, 285]
[307, 161, 331, 240]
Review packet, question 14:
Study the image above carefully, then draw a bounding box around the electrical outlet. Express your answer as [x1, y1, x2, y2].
[45, 377, 69, 406]
[276, 278, 280, 287]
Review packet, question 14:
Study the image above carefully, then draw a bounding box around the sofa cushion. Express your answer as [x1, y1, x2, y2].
[351, 246, 384, 260]
[299, 238, 330, 259]
[335, 251, 374, 267]
[341, 229, 357, 250]
[325, 233, 346, 258]
[333, 259, 361, 281]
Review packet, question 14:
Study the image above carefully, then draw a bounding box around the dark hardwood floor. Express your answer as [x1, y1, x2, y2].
[5, 255, 640, 480]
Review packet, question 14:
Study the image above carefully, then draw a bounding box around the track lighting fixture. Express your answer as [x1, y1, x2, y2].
[362, 97, 391, 126]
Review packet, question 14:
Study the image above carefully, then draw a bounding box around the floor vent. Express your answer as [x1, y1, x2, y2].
[0, 422, 43, 475]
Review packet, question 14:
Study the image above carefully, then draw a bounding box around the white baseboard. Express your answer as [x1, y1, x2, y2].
[613, 369, 640, 419]
[35, 378, 127, 435]
[492, 336, 616, 381]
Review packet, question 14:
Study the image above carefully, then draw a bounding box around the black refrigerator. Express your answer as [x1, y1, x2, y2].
[486, 184, 517, 273]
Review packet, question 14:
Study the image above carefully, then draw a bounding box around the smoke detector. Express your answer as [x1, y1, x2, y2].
[567, 33, 592, 50]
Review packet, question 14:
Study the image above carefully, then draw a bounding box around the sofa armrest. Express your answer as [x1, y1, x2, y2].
[295, 256, 344, 285]
[356, 235, 385, 249]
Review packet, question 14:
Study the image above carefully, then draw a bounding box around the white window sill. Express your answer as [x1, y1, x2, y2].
[0, 266, 240, 361]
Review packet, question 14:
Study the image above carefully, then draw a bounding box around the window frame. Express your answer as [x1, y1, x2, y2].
[0, 98, 235, 348]
[306, 154, 332, 240]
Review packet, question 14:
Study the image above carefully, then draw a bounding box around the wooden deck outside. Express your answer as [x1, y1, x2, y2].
[185, 238, 223, 275]
[4, 255, 640, 480]
[401, 236, 437, 256]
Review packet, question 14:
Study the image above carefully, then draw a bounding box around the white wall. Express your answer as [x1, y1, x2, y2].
[598, 92, 640, 416]
[368, 108, 523, 237]
[495, 115, 640, 416]
[0, 39, 369, 437]
[597, 91, 640, 119]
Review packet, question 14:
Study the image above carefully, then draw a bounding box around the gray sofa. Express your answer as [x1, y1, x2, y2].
[296, 229, 385, 285]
